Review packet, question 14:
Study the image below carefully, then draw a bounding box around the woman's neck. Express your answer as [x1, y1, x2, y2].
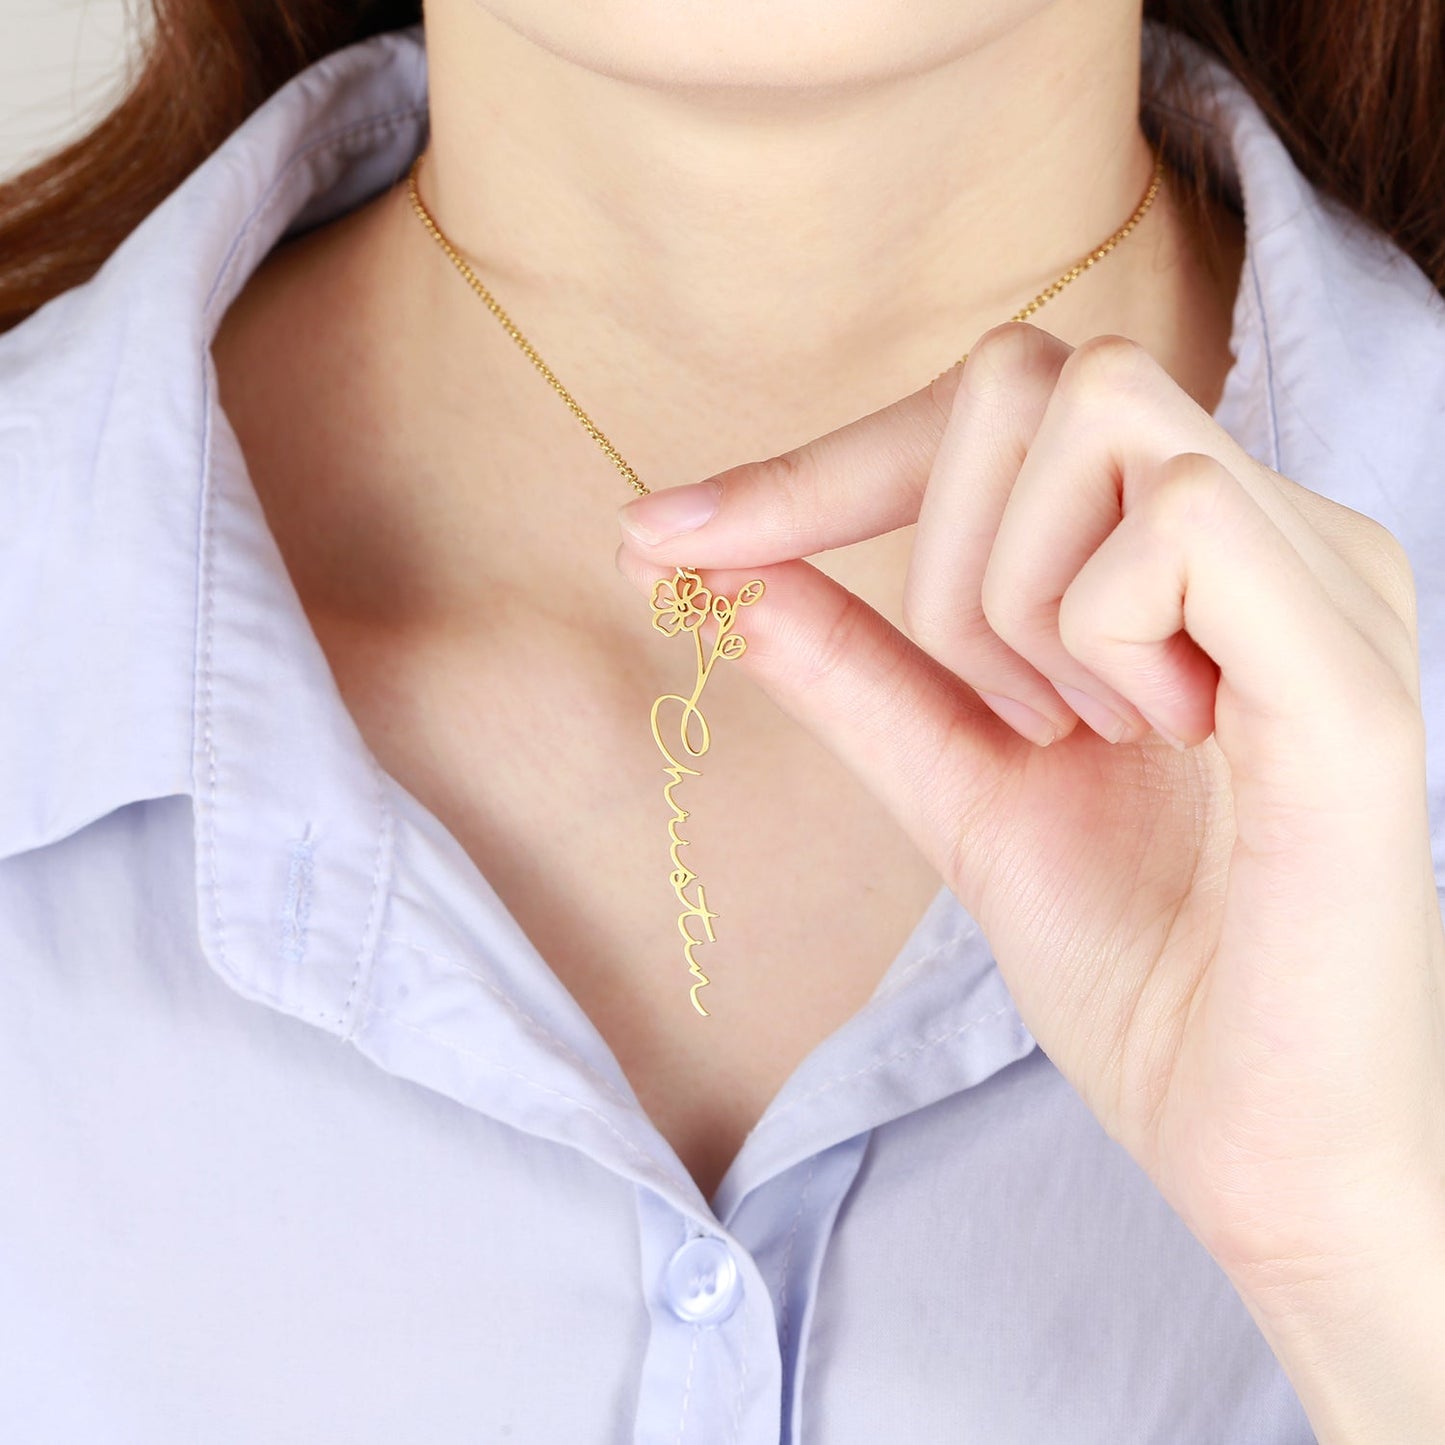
[414, 0, 1158, 414]
[214, 2, 1243, 632]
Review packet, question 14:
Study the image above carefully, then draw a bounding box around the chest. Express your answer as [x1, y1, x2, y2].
[209, 227, 943, 1202]
[306, 603, 944, 1202]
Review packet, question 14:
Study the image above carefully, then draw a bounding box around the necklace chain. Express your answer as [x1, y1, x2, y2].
[404, 145, 1166, 498]
[402, 139, 1165, 1018]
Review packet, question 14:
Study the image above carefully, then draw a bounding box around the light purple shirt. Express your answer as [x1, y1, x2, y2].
[4, 17, 1444, 1444]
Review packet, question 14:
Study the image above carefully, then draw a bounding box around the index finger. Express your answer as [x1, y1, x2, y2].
[616, 361, 969, 561]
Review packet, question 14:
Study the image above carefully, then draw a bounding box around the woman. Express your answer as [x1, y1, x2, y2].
[1, 0, 1442, 1439]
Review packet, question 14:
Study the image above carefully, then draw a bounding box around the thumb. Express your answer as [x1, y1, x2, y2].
[613, 545, 1016, 895]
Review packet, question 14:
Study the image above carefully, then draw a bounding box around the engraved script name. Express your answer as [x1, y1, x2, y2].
[647, 566, 765, 1017]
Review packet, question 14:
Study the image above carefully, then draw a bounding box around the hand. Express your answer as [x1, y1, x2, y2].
[614, 322, 1445, 1297]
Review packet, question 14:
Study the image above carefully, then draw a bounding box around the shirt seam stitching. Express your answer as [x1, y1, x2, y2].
[376, 928, 645, 1115]
[195, 107, 404, 1025]
[750, 999, 1021, 1134]
[358, 998, 677, 1187]
[774, 1157, 817, 1388]
[341, 755, 396, 1036]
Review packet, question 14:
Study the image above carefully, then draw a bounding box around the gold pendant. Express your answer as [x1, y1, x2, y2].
[647, 565, 766, 1017]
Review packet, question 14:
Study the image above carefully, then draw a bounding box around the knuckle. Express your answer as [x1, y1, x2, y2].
[1055, 589, 1131, 679]
[978, 567, 1039, 645]
[1056, 333, 1156, 409]
[751, 445, 807, 493]
[962, 321, 1059, 398]
[902, 585, 988, 657]
[1356, 515, 1418, 623]
[1055, 587, 1099, 664]
[1358, 513, 1411, 571]
[925, 362, 966, 426]
[1144, 451, 1234, 536]
[747, 446, 821, 549]
[1272, 481, 1420, 642]
[799, 590, 871, 688]
[899, 584, 939, 648]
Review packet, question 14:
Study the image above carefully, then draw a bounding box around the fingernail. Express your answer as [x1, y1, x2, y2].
[1138, 708, 1189, 751]
[617, 480, 721, 544]
[977, 691, 1058, 747]
[1053, 683, 1129, 744]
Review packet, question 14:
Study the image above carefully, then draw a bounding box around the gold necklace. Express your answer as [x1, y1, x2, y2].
[405, 144, 1165, 1018]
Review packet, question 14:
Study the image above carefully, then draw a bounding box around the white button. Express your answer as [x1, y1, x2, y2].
[663, 1235, 742, 1325]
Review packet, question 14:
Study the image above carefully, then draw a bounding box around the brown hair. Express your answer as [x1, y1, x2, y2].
[0, 0, 1441, 336]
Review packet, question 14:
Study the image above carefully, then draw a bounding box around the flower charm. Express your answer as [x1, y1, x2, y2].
[650, 568, 715, 636]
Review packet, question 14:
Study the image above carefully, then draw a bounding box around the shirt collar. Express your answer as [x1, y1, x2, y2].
[1, 23, 431, 1028]
[2, 19, 1442, 1032]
